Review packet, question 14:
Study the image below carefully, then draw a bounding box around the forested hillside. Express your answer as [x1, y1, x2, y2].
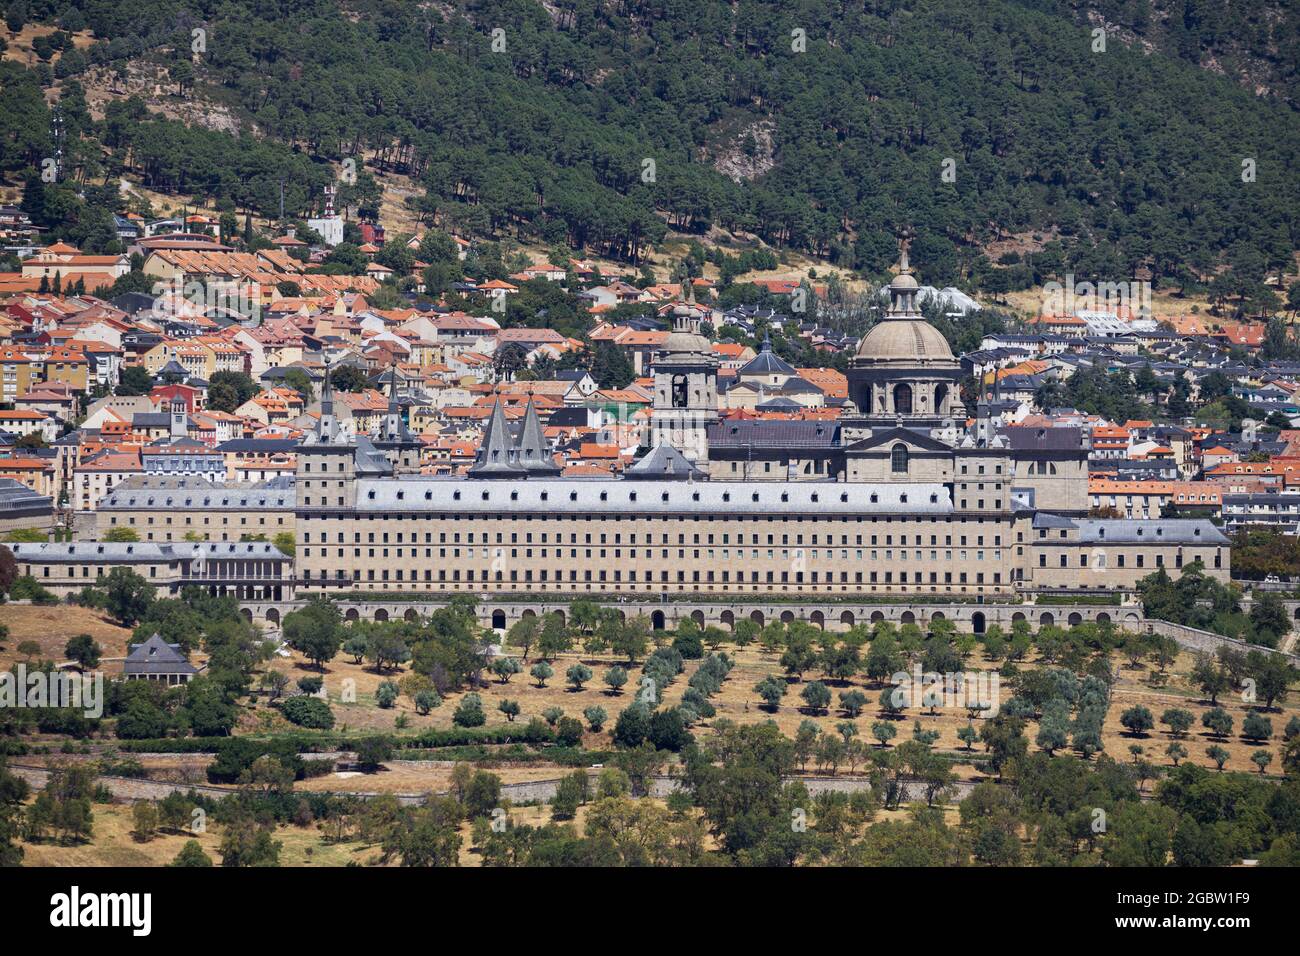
[1058, 0, 1300, 103]
[1, 0, 1296, 306]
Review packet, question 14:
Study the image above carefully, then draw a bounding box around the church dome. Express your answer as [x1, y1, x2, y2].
[853, 245, 954, 364]
[661, 300, 713, 360]
[855, 318, 953, 362]
[662, 327, 712, 357]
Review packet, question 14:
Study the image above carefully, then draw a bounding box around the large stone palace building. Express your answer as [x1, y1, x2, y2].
[19, 253, 1230, 603]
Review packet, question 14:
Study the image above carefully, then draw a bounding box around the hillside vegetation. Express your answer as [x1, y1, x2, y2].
[0, 0, 1296, 306]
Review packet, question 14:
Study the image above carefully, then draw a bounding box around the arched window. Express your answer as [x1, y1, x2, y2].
[671, 374, 688, 408]
[891, 443, 909, 474]
[934, 383, 948, 412]
[893, 383, 913, 414]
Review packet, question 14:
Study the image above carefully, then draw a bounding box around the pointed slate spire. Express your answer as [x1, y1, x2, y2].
[316, 361, 339, 442]
[468, 398, 524, 476]
[516, 395, 561, 476]
[380, 359, 408, 442]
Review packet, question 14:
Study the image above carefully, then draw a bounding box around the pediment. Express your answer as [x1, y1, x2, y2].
[844, 426, 954, 453]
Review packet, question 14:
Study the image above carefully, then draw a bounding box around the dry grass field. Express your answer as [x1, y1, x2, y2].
[14, 780, 958, 867]
[16, 800, 370, 867]
[255, 632, 1297, 787]
[0, 604, 136, 672]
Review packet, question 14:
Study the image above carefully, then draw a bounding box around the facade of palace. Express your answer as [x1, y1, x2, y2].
[29, 254, 1229, 604]
[289, 254, 1229, 601]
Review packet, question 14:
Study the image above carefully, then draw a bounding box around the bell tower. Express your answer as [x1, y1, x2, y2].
[650, 268, 717, 463]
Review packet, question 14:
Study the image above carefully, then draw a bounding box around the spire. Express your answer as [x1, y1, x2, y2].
[386, 358, 400, 410]
[516, 396, 561, 476]
[316, 361, 339, 441]
[468, 398, 524, 476]
[884, 238, 922, 319]
[381, 359, 406, 441]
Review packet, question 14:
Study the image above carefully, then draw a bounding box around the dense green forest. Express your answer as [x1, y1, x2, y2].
[0, 0, 1296, 304]
[1057, 0, 1300, 104]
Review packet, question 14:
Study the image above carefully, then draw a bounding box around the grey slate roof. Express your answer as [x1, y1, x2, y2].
[468, 399, 524, 476]
[123, 634, 198, 677]
[708, 419, 838, 449]
[100, 482, 295, 510]
[1078, 519, 1230, 546]
[10, 541, 292, 562]
[0, 477, 53, 514]
[998, 426, 1086, 451]
[625, 443, 706, 480]
[736, 339, 796, 377]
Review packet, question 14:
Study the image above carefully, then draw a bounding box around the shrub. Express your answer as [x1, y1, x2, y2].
[355, 735, 393, 772]
[10, 576, 57, 604]
[681, 686, 715, 719]
[648, 708, 693, 752]
[375, 681, 399, 709]
[1242, 711, 1273, 743]
[555, 716, 584, 748]
[613, 703, 651, 748]
[281, 696, 334, 730]
[566, 663, 593, 690]
[672, 632, 704, 659]
[453, 693, 486, 728]
[296, 677, 323, 695]
[583, 706, 607, 731]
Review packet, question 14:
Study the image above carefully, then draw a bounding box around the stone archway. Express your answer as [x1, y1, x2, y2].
[651, 610, 666, 631]
[750, 610, 765, 627]
[720, 610, 735, 631]
[491, 609, 506, 630]
[552, 609, 566, 627]
[374, 608, 389, 622]
[521, 609, 536, 620]
[780, 610, 795, 625]
[345, 608, 360, 622]
[404, 609, 419, 623]
[240, 608, 253, 622]
[691, 610, 705, 627]
[971, 611, 986, 635]
[1067, 612, 1083, 627]
[265, 608, 280, 626]
[1039, 612, 1054, 628]
[1096, 612, 1111, 625]
[810, 610, 825, 629]
[1012, 612, 1026, 625]
[870, 611, 885, 624]
[840, 610, 855, 627]
[900, 610, 915, 626]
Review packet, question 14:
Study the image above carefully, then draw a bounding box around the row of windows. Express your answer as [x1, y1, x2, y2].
[303, 566, 1007, 586]
[301, 546, 1006, 564]
[300, 529, 1009, 547]
[1037, 550, 1222, 570]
